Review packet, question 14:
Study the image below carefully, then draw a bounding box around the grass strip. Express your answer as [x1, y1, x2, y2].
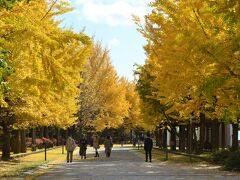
[0, 147, 70, 178]
[133, 148, 207, 165]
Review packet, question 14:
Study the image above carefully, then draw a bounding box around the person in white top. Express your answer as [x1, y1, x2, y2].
[92, 134, 100, 157]
[65, 136, 77, 163]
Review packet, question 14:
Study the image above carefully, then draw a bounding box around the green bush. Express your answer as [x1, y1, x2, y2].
[211, 149, 240, 171]
[224, 150, 240, 170]
[210, 149, 231, 164]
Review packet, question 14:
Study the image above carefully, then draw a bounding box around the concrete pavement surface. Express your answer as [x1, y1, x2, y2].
[37, 146, 240, 180]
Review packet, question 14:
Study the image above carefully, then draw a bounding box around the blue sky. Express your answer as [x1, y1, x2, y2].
[59, 0, 150, 80]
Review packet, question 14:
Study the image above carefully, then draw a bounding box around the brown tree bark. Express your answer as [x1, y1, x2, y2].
[193, 124, 198, 153]
[159, 129, 163, 148]
[56, 127, 61, 146]
[65, 129, 69, 139]
[221, 123, 225, 149]
[199, 113, 205, 153]
[163, 128, 167, 149]
[20, 130, 26, 153]
[155, 128, 160, 147]
[32, 128, 36, 151]
[179, 125, 185, 151]
[44, 126, 49, 138]
[39, 127, 44, 138]
[170, 126, 176, 151]
[211, 121, 220, 151]
[13, 130, 21, 154]
[49, 127, 54, 139]
[232, 123, 239, 149]
[2, 123, 11, 160]
[187, 122, 193, 154]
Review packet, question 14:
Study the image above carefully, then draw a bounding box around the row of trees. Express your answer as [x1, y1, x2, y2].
[0, 0, 91, 160]
[134, 0, 240, 151]
[0, 0, 143, 160]
[76, 43, 143, 138]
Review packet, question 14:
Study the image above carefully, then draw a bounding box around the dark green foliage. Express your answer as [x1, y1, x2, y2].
[0, 0, 30, 9]
[211, 149, 240, 170]
[198, 76, 228, 96]
[0, 50, 14, 95]
[0, 51, 14, 77]
[0, 0, 17, 9]
[210, 149, 231, 164]
[224, 150, 240, 170]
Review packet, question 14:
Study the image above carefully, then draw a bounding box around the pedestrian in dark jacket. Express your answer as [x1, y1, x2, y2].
[144, 133, 153, 162]
[79, 135, 88, 159]
[104, 135, 113, 157]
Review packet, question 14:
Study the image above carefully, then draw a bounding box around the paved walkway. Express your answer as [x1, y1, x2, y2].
[37, 146, 240, 180]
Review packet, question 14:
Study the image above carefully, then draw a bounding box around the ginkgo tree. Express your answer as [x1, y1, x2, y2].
[0, 0, 92, 159]
[135, 0, 240, 150]
[77, 42, 129, 132]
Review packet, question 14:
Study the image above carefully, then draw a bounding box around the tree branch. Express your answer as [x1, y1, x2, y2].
[192, 8, 209, 39]
[226, 66, 240, 78]
[41, 0, 58, 21]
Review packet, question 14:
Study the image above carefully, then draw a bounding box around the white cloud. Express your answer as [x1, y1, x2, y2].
[72, 0, 149, 26]
[108, 38, 120, 48]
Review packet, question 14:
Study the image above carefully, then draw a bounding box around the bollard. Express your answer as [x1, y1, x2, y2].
[62, 144, 64, 154]
[165, 148, 168, 161]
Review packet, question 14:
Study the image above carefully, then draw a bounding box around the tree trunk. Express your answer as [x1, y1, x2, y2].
[44, 126, 49, 138]
[39, 127, 44, 138]
[65, 129, 69, 139]
[13, 130, 21, 154]
[211, 121, 220, 151]
[199, 113, 205, 153]
[193, 124, 198, 153]
[205, 124, 212, 151]
[183, 125, 188, 152]
[159, 129, 163, 148]
[49, 127, 53, 139]
[32, 128, 36, 151]
[170, 126, 176, 151]
[163, 128, 167, 149]
[232, 123, 239, 149]
[20, 130, 26, 153]
[61, 129, 67, 145]
[221, 123, 225, 149]
[155, 129, 159, 147]
[56, 127, 61, 146]
[2, 123, 11, 160]
[187, 122, 193, 154]
[179, 125, 185, 151]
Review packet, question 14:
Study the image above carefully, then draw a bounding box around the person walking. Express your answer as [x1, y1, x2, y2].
[104, 135, 113, 158]
[92, 134, 100, 157]
[120, 134, 124, 147]
[144, 132, 153, 162]
[79, 135, 88, 159]
[65, 136, 77, 163]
